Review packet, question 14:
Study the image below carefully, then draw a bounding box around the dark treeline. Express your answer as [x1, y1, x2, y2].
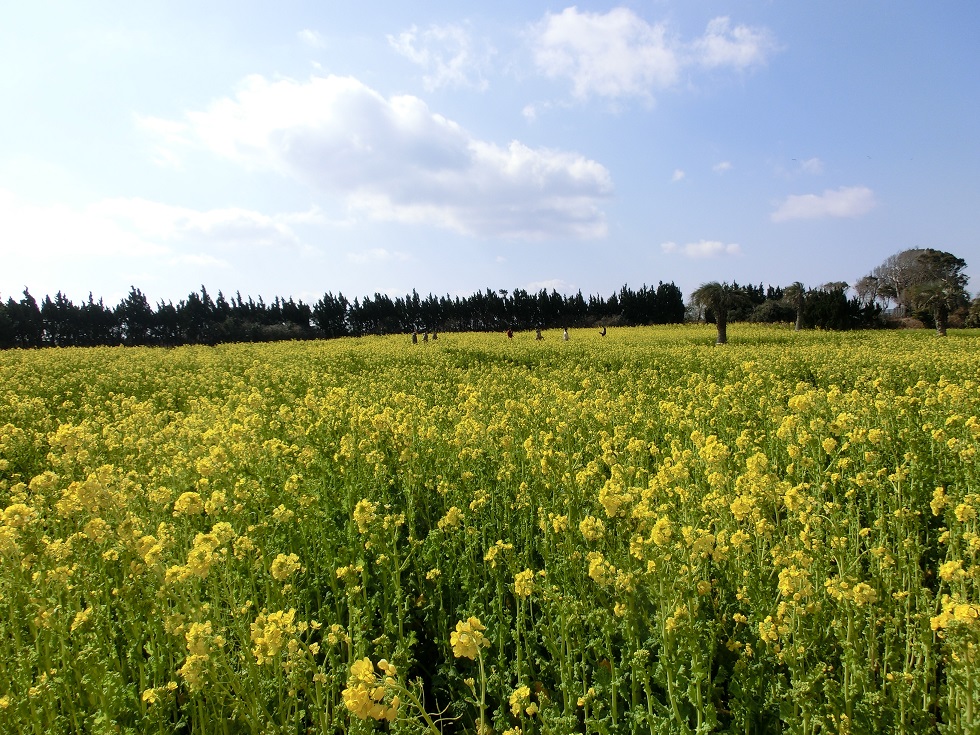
[0, 282, 686, 348]
[725, 282, 883, 330]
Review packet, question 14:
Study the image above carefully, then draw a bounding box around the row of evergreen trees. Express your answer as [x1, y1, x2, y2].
[715, 282, 883, 330]
[0, 282, 686, 348]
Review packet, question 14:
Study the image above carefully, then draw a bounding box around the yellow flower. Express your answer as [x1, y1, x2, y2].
[270, 552, 302, 581]
[0, 526, 21, 558]
[484, 540, 513, 567]
[437, 506, 464, 531]
[587, 551, 615, 586]
[250, 608, 299, 665]
[70, 606, 94, 633]
[177, 654, 209, 692]
[353, 499, 377, 534]
[451, 617, 489, 659]
[851, 582, 877, 606]
[342, 657, 399, 722]
[510, 685, 531, 717]
[173, 491, 204, 516]
[514, 569, 535, 598]
[939, 560, 964, 582]
[579, 515, 605, 542]
[2, 503, 34, 529]
[955, 503, 977, 522]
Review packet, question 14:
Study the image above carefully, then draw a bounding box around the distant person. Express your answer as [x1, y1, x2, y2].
[562, 327, 569, 341]
[432, 330, 438, 341]
[599, 326, 607, 337]
[507, 328, 513, 339]
[412, 331, 418, 344]
[535, 328, 542, 340]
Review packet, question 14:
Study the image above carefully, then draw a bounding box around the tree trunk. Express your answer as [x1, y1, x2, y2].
[716, 314, 728, 344]
[935, 305, 948, 336]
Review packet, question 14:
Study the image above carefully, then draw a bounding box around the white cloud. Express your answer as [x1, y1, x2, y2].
[145, 74, 612, 240]
[529, 9, 776, 101]
[388, 24, 493, 91]
[0, 188, 310, 289]
[713, 161, 732, 173]
[660, 240, 742, 258]
[691, 16, 777, 70]
[91, 198, 307, 250]
[0, 188, 168, 260]
[298, 29, 325, 49]
[771, 186, 876, 222]
[532, 7, 678, 101]
[346, 248, 410, 265]
[799, 157, 823, 174]
[671, 168, 685, 182]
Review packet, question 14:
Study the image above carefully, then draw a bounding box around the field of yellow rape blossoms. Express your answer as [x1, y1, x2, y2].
[1, 325, 979, 735]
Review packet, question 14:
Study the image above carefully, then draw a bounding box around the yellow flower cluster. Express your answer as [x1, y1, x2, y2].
[931, 594, 980, 633]
[342, 657, 399, 722]
[270, 552, 302, 581]
[250, 608, 299, 665]
[451, 617, 489, 660]
[513, 569, 535, 598]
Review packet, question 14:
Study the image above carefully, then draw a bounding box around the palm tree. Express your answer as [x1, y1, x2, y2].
[690, 282, 748, 344]
[783, 282, 805, 331]
[909, 281, 967, 336]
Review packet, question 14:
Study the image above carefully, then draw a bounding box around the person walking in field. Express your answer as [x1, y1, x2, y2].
[562, 327, 569, 341]
[507, 328, 513, 339]
[536, 327, 542, 340]
[599, 326, 607, 337]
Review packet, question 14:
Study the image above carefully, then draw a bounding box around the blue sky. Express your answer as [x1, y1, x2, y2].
[1, 1, 977, 307]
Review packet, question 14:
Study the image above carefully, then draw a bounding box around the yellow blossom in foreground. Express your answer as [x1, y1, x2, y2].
[270, 552, 302, 581]
[250, 609, 298, 665]
[579, 515, 605, 542]
[510, 685, 531, 717]
[514, 569, 535, 598]
[353, 499, 377, 534]
[437, 506, 464, 531]
[342, 657, 399, 722]
[173, 491, 204, 516]
[451, 617, 489, 659]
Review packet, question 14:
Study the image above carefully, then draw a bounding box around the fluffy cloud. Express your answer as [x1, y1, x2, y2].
[0, 188, 308, 277]
[297, 29, 325, 49]
[660, 240, 742, 258]
[530, 8, 776, 101]
[91, 198, 309, 250]
[713, 161, 732, 173]
[691, 16, 777, 70]
[145, 74, 612, 240]
[0, 188, 168, 260]
[388, 23, 493, 91]
[671, 168, 685, 182]
[532, 7, 678, 100]
[771, 186, 876, 222]
[799, 157, 823, 174]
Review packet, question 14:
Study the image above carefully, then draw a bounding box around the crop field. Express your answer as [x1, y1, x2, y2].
[1, 325, 978, 735]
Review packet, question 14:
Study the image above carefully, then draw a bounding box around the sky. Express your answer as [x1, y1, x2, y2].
[1, 1, 978, 308]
